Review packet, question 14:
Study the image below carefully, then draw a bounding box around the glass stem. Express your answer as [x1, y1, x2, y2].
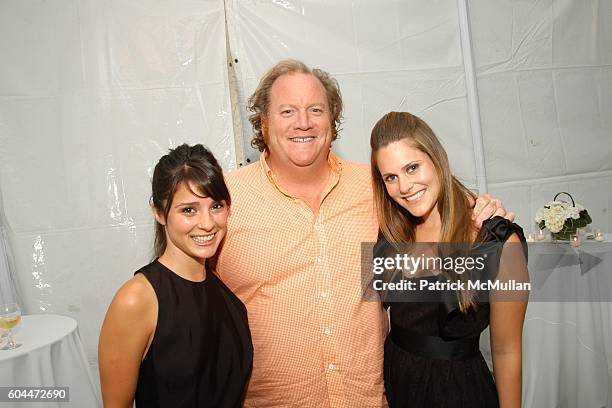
[6, 330, 15, 348]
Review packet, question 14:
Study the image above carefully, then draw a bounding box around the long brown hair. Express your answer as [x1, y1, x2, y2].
[370, 111, 477, 311]
[150, 144, 230, 270]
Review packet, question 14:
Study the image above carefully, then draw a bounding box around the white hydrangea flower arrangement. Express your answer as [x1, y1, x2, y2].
[535, 192, 592, 240]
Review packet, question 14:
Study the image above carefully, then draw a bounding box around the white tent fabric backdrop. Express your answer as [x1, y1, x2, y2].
[0, 0, 610, 406]
[0, 0, 234, 369]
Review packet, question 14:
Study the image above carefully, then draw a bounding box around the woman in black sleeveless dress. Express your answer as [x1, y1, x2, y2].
[370, 112, 528, 407]
[99, 144, 252, 407]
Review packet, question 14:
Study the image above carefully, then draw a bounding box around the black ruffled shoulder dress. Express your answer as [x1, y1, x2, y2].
[379, 217, 526, 408]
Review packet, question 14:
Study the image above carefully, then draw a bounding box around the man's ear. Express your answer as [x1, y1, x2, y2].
[152, 206, 165, 226]
[261, 116, 268, 139]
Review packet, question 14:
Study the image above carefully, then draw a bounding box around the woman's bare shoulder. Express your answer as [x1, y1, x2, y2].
[108, 273, 156, 317]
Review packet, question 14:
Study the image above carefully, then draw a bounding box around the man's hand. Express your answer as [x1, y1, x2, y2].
[472, 194, 515, 227]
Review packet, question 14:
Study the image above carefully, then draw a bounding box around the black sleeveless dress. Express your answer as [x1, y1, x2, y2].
[380, 217, 526, 408]
[134, 260, 253, 408]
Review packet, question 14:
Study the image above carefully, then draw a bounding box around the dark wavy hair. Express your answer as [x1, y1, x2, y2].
[150, 144, 230, 266]
[248, 59, 344, 152]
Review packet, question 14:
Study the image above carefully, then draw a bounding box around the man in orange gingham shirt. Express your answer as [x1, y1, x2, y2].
[217, 60, 511, 407]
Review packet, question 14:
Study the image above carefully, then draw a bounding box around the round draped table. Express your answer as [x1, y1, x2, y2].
[0, 314, 100, 407]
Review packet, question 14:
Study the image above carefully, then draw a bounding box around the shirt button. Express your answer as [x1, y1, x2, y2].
[320, 292, 328, 298]
[324, 327, 332, 335]
[316, 256, 322, 263]
[328, 363, 335, 370]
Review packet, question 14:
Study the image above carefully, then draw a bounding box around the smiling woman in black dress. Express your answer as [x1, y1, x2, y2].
[99, 144, 252, 407]
[370, 112, 528, 408]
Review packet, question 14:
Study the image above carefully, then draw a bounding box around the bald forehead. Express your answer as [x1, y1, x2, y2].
[269, 72, 328, 108]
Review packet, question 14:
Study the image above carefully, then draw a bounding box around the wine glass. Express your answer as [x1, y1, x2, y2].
[0, 303, 22, 350]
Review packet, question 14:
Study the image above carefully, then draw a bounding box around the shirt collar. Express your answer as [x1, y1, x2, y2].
[259, 149, 343, 198]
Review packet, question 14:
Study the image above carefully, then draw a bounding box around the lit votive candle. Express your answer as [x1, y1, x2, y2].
[526, 233, 535, 242]
[570, 234, 580, 247]
[595, 230, 605, 242]
[537, 230, 546, 241]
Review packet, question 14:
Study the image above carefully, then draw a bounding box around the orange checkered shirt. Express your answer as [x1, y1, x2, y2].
[217, 151, 388, 407]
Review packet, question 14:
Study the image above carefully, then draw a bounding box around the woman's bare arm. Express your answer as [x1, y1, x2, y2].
[490, 233, 528, 408]
[98, 274, 157, 408]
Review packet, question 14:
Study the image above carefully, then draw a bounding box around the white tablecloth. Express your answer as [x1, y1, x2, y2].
[482, 237, 612, 408]
[0, 314, 100, 407]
